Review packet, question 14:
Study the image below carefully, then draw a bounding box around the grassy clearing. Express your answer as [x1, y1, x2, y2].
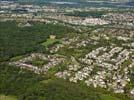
[100, 94, 121, 100]
[0, 94, 17, 100]
[41, 38, 61, 47]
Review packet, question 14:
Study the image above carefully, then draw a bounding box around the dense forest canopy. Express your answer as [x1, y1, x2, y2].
[0, 21, 76, 61]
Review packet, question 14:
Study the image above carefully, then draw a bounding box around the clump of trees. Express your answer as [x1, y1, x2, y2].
[0, 21, 76, 61]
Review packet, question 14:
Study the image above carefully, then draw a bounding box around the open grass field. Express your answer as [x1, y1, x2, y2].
[41, 38, 61, 47]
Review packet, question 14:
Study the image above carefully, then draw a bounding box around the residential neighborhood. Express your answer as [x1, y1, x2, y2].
[0, 0, 134, 100]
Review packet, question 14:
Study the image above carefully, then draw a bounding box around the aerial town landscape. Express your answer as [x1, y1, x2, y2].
[0, 0, 134, 100]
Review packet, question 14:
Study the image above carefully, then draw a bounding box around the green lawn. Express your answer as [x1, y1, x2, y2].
[41, 38, 61, 47]
[0, 94, 17, 100]
[100, 94, 121, 100]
